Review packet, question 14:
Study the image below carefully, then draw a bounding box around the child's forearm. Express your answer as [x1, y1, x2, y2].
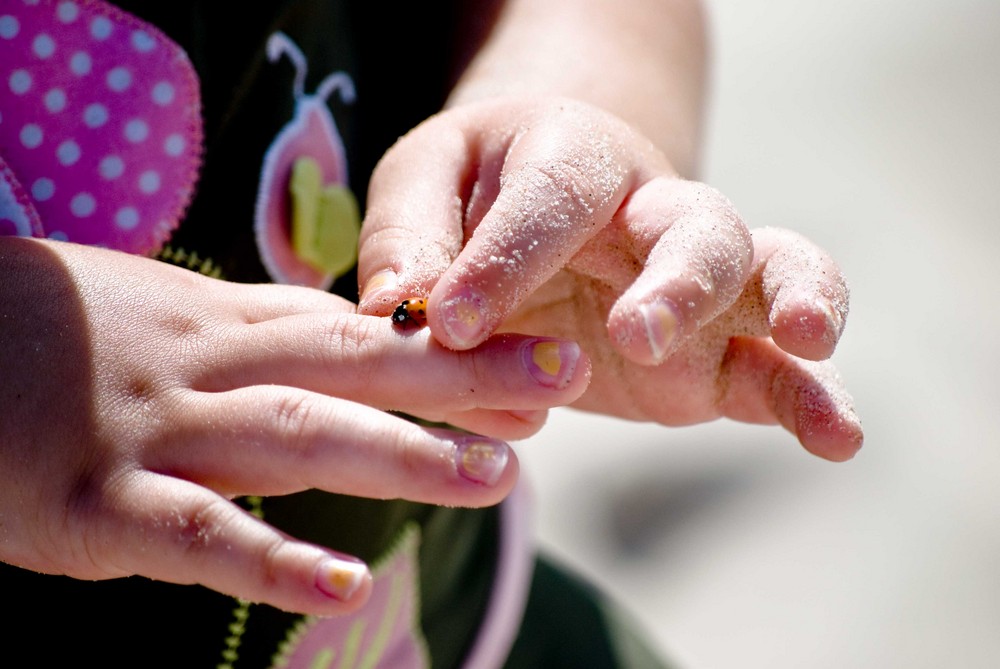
[447, 0, 709, 177]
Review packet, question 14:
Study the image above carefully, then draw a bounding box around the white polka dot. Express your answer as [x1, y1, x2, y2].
[31, 178, 55, 201]
[99, 155, 124, 179]
[124, 119, 149, 143]
[106, 67, 131, 92]
[57, 2, 79, 23]
[164, 134, 185, 157]
[20, 124, 43, 149]
[57, 140, 81, 166]
[138, 170, 161, 194]
[131, 30, 155, 52]
[44, 88, 67, 113]
[48, 230, 68, 241]
[33, 33, 55, 59]
[83, 103, 108, 128]
[90, 16, 112, 40]
[115, 207, 139, 230]
[0, 15, 19, 40]
[9, 69, 32, 94]
[70, 193, 96, 217]
[70, 51, 91, 75]
[151, 81, 175, 106]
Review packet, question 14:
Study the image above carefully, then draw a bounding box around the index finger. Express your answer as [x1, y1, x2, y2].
[428, 104, 644, 350]
[358, 98, 655, 350]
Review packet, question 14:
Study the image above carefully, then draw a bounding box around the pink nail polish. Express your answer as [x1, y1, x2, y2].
[315, 557, 369, 601]
[639, 299, 679, 361]
[454, 437, 509, 486]
[523, 339, 580, 389]
[439, 286, 488, 348]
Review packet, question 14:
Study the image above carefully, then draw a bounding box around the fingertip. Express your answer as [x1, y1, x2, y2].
[314, 554, 374, 609]
[778, 361, 864, 462]
[444, 408, 550, 441]
[428, 284, 494, 350]
[608, 296, 682, 365]
[453, 434, 518, 490]
[253, 545, 374, 616]
[771, 295, 846, 361]
[500, 409, 550, 439]
[718, 337, 863, 463]
[798, 414, 864, 462]
[358, 268, 399, 316]
[755, 227, 851, 361]
[521, 338, 589, 392]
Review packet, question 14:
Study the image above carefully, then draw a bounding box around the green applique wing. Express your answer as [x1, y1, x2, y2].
[271, 523, 430, 669]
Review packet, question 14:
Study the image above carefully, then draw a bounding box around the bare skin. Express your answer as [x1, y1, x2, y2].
[0, 0, 862, 617]
[359, 0, 860, 461]
[0, 239, 588, 614]
[358, 98, 861, 462]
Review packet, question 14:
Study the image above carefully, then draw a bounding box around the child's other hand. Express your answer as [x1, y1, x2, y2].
[0, 238, 588, 615]
[358, 97, 862, 461]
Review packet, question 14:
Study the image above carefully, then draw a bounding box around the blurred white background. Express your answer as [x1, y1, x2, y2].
[518, 0, 1000, 667]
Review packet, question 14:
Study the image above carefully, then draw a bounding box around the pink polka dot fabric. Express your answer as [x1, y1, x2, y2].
[0, 0, 201, 255]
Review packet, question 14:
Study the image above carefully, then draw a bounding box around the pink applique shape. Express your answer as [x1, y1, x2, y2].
[0, 0, 202, 255]
[273, 525, 430, 669]
[0, 150, 43, 236]
[254, 32, 355, 289]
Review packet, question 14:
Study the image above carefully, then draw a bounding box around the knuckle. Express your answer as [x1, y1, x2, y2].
[270, 392, 321, 453]
[679, 182, 745, 230]
[394, 430, 435, 479]
[168, 497, 232, 555]
[250, 534, 286, 590]
[358, 219, 460, 277]
[514, 157, 614, 222]
[316, 315, 384, 389]
[55, 461, 119, 572]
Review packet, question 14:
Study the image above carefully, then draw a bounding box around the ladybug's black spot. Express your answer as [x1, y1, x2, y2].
[391, 297, 429, 329]
[391, 304, 410, 324]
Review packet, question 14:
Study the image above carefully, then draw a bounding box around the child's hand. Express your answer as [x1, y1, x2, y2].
[0, 238, 588, 615]
[358, 97, 862, 461]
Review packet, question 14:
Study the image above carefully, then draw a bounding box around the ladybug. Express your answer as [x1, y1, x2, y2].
[391, 297, 428, 328]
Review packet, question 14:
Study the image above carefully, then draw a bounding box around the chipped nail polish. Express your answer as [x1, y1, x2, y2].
[439, 286, 488, 348]
[315, 557, 369, 601]
[523, 339, 580, 389]
[639, 299, 679, 361]
[454, 437, 509, 486]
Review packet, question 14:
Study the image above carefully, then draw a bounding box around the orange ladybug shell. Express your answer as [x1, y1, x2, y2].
[391, 298, 428, 328]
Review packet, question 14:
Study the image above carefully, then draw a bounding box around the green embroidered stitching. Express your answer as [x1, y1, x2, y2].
[217, 496, 265, 669]
[157, 244, 225, 279]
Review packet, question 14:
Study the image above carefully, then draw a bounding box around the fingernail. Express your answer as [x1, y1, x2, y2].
[523, 339, 580, 389]
[439, 286, 488, 348]
[639, 299, 679, 361]
[315, 557, 369, 601]
[360, 268, 397, 306]
[815, 298, 843, 337]
[454, 436, 509, 486]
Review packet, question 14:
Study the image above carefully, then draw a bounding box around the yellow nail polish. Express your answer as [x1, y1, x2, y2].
[455, 437, 509, 486]
[315, 558, 369, 601]
[523, 339, 580, 389]
[532, 341, 562, 376]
